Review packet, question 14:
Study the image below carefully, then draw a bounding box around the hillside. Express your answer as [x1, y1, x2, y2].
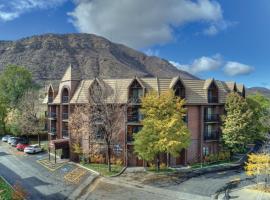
[247, 87, 270, 98]
[0, 33, 197, 83]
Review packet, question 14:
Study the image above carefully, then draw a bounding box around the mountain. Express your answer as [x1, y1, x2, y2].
[247, 87, 270, 98]
[0, 33, 197, 83]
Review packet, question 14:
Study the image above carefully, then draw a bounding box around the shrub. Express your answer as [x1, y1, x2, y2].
[115, 159, 123, 166]
[160, 163, 167, 170]
[148, 163, 156, 171]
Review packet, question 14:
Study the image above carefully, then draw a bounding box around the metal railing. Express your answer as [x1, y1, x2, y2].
[204, 131, 219, 140]
[62, 96, 69, 103]
[128, 97, 142, 104]
[62, 113, 69, 120]
[48, 112, 56, 118]
[50, 127, 56, 135]
[48, 96, 53, 103]
[62, 130, 69, 137]
[204, 114, 219, 122]
[208, 96, 218, 103]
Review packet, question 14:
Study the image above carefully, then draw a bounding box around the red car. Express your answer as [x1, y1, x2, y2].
[16, 143, 29, 151]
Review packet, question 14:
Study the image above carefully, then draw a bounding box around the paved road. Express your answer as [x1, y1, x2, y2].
[0, 141, 94, 200]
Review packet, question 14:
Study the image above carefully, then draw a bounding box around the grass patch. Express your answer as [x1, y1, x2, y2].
[147, 168, 177, 173]
[191, 160, 234, 169]
[82, 163, 123, 176]
[0, 177, 13, 200]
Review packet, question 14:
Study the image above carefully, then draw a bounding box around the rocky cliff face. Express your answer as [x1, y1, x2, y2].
[0, 33, 197, 83]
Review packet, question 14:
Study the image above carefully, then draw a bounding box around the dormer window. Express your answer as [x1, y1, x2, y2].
[62, 88, 69, 103]
[173, 80, 185, 99]
[208, 82, 218, 103]
[129, 80, 143, 104]
[48, 87, 53, 103]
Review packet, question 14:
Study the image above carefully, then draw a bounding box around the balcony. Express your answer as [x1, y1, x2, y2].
[62, 113, 69, 120]
[48, 96, 53, 103]
[62, 130, 69, 138]
[48, 112, 56, 119]
[208, 96, 218, 103]
[62, 96, 69, 103]
[204, 131, 219, 141]
[49, 127, 56, 135]
[128, 97, 142, 104]
[204, 114, 219, 122]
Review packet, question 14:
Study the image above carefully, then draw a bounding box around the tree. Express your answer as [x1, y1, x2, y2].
[69, 80, 124, 172]
[245, 153, 270, 187]
[222, 92, 255, 154]
[247, 93, 270, 140]
[0, 65, 33, 134]
[134, 90, 190, 170]
[0, 65, 33, 108]
[69, 105, 91, 161]
[17, 89, 46, 146]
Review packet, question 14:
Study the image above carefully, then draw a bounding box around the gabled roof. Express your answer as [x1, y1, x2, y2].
[225, 82, 236, 91]
[237, 84, 245, 93]
[169, 76, 185, 89]
[127, 76, 146, 89]
[61, 64, 81, 81]
[203, 78, 216, 90]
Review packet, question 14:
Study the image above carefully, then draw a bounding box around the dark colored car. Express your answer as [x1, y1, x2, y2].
[16, 143, 29, 151]
[11, 138, 28, 147]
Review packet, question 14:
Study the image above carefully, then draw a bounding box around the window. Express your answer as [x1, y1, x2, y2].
[173, 80, 185, 99]
[203, 147, 209, 156]
[62, 88, 69, 103]
[129, 80, 143, 103]
[208, 82, 218, 103]
[96, 125, 105, 140]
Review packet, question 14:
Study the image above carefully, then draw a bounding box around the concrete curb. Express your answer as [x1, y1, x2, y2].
[74, 163, 100, 176]
[68, 174, 99, 200]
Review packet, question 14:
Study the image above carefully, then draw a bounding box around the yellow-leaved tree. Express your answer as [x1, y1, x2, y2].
[245, 153, 270, 186]
[134, 90, 190, 170]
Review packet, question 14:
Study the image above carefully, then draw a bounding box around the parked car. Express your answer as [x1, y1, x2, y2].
[16, 143, 29, 151]
[24, 145, 42, 154]
[1, 135, 11, 142]
[8, 137, 18, 144]
[11, 138, 27, 147]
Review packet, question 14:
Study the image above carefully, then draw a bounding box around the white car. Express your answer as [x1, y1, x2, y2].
[1, 135, 11, 142]
[7, 137, 17, 144]
[24, 145, 43, 154]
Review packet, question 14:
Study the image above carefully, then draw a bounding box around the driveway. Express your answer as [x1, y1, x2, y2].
[0, 141, 95, 200]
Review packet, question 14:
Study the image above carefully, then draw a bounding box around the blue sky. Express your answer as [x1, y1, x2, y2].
[0, 0, 269, 88]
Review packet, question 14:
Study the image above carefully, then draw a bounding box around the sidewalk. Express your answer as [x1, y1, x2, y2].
[218, 188, 270, 200]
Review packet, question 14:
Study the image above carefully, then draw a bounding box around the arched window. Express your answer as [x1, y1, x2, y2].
[208, 82, 218, 103]
[129, 80, 143, 103]
[173, 80, 185, 99]
[62, 88, 69, 103]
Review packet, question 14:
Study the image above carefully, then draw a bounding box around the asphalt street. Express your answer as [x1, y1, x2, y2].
[0, 141, 92, 200]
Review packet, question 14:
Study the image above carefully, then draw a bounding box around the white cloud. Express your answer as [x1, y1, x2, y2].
[203, 20, 237, 36]
[170, 54, 223, 74]
[69, 0, 224, 48]
[223, 61, 254, 76]
[0, 0, 67, 21]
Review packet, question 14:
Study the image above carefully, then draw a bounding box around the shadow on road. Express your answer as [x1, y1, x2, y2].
[0, 151, 10, 156]
[0, 163, 68, 200]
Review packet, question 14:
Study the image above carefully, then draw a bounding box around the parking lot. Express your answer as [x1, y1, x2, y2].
[0, 140, 95, 200]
